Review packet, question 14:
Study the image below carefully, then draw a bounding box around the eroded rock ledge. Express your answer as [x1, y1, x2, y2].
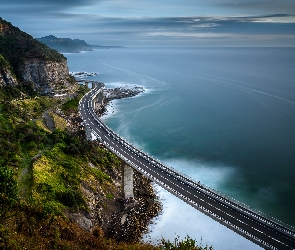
[104, 85, 145, 100]
[94, 84, 145, 116]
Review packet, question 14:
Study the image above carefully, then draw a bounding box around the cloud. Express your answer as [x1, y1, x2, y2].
[46, 15, 294, 46]
[4, 0, 99, 7]
[3, 0, 295, 18]
[215, 0, 295, 15]
[142, 31, 295, 41]
[1, 0, 101, 16]
[1, 4, 295, 47]
[249, 15, 295, 23]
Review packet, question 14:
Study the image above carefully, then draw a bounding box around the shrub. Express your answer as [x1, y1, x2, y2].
[0, 165, 18, 218]
[159, 236, 213, 250]
[57, 189, 85, 208]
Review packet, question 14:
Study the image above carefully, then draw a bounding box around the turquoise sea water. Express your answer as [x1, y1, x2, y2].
[66, 47, 295, 249]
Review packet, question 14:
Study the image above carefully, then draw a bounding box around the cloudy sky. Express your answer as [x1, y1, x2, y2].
[1, 0, 295, 46]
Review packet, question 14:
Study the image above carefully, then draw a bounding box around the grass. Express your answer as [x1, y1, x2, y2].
[29, 134, 121, 215]
[11, 96, 59, 119]
[106, 193, 114, 200]
[49, 112, 67, 130]
[36, 118, 51, 132]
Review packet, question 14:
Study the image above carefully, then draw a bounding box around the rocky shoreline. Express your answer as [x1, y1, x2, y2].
[70, 71, 99, 79]
[94, 84, 145, 117]
[96, 84, 161, 243]
[106, 171, 161, 243]
[104, 85, 145, 100]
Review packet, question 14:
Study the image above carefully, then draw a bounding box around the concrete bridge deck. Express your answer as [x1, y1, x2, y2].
[79, 85, 295, 250]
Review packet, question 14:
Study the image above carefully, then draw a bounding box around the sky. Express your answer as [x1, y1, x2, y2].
[1, 0, 295, 46]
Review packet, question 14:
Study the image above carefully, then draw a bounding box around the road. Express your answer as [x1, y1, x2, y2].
[79, 85, 295, 250]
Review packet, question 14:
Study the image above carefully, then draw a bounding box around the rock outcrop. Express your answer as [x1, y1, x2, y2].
[0, 54, 18, 87]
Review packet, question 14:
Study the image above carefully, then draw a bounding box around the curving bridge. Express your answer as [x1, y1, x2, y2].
[79, 84, 295, 250]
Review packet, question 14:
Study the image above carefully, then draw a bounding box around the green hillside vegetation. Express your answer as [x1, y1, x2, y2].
[0, 85, 116, 247]
[0, 54, 12, 69]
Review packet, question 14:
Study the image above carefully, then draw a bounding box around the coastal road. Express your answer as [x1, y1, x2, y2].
[79, 85, 295, 250]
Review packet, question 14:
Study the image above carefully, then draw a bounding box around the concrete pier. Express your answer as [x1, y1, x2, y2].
[84, 123, 92, 141]
[122, 161, 134, 200]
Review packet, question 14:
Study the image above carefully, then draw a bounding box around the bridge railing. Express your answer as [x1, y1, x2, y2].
[90, 130, 282, 250]
[83, 87, 295, 240]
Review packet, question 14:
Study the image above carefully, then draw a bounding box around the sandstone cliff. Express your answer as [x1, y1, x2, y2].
[0, 17, 76, 95]
[19, 58, 72, 94]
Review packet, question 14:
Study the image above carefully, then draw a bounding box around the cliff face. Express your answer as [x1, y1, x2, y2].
[20, 58, 71, 94]
[0, 17, 76, 95]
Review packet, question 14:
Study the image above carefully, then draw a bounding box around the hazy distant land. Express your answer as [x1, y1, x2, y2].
[36, 35, 123, 53]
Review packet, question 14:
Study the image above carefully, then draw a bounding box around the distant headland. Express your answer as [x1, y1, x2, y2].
[36, 35, 123, 53]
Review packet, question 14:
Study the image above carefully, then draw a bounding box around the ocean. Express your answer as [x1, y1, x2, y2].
[66, 47, 295, 249]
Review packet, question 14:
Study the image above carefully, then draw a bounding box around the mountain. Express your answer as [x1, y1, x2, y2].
[36, 35, 93, 53]
[0, 18, 75, 95]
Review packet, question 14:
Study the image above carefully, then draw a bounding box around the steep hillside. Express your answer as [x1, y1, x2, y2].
[0, 85, 158, 249]
[0, 18, 76, 95]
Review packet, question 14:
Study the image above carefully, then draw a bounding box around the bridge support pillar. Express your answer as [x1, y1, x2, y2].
[122, 161, 134, 203]
[94, 90, 104, 112]
[84, 123, 92, 141]
[85, 81, 90, 89]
